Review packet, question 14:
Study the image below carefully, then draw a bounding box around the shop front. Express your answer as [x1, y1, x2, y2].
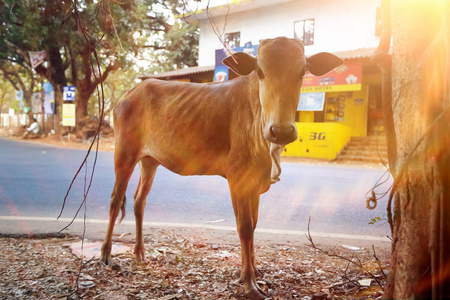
[282, 58, 382, 160]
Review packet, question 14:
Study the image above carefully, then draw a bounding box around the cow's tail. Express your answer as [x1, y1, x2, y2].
[119, 196, 126, 223]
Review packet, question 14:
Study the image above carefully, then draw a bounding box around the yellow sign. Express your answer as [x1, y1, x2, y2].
[301, 84, 362, 93]
[282, 122, 351, 160]
[62, 103, 76, 126]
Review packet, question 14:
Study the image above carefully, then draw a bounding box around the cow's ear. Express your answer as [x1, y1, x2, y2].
[306, 52, 343, 76]
[223, 52, 257, 76]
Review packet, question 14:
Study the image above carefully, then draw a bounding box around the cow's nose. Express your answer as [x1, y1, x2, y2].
[270, 125, 297, 144]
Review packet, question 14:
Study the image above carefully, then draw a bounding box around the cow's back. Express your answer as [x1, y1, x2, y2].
[113, 79, 234, 176]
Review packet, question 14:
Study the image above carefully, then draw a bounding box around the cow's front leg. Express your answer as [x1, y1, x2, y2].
[101, 151, 137, 265]
[229, 184, 266, 300]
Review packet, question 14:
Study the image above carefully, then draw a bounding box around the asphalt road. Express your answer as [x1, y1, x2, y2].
[0, 137, 392, 246]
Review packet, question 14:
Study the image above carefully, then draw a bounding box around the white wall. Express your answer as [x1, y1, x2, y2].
[1, 113, 29, 127]
[198, 0, 380, 66]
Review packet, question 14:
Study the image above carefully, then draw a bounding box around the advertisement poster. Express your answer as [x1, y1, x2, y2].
[15, 90, 24, 109]
[214, 65, 229, 82]
[15, 90, 23, 101]
[31, 92, 42, 113]
[62, 103, 76, 126]
[43, 82, 55, 114]
[301, 61, 362, 92]
[29, 50, 46, 69]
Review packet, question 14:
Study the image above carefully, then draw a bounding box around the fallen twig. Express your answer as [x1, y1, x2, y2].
[305, 217, 384, 288]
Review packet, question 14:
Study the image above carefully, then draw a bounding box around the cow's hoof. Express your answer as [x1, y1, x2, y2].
[135, 257, 148, 265]
[134, 246, 147, 263]
[99, 253, 112, 266]
[245, 287, 267, 300]
[244, 280, 267, 300]
[100, 242, 113, 265]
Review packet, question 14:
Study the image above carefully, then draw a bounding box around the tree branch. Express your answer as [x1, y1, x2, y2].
[34, 64, 49, 81]
[0, 57, 27, 68]
[0, 66, 24, 91]
[81, 45, 93, 86]
[62, 46, 71, 71]
[147, 15, 172, 33]
[142, 44, 166, 50]
[94, 62, 118, 86]
[5, 40, 31, 67]
[68, 43, 79, 86]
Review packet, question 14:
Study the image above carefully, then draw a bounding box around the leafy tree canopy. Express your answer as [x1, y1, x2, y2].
[0, 0, 199, 122]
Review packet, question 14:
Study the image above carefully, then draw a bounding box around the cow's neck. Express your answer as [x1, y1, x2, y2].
[233, 74, 283, 183]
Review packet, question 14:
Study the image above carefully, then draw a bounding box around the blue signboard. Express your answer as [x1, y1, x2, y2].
[214, 44, 259, 82]
[63, 85, 76, 102]
[215, 44, 259, 67]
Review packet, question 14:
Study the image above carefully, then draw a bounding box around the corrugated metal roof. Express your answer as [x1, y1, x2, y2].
[140, 65, 215, 80]
[141, 47, 377, 80]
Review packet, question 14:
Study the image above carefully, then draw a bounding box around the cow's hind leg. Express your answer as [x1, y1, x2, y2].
[229, 183, 266, 300]
[101, 152, 138, 265]
[133, 156, 159, 262]
[249, 197, 263, 278]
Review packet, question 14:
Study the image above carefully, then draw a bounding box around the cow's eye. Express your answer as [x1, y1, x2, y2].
[300, 68, 306, 78]
[257, 68, 265, 79]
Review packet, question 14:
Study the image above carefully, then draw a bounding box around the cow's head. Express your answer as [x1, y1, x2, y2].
[223, 37, 343, 145]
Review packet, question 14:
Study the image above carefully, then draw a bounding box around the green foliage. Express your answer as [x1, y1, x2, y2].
[87, 66, 141, 116]
[1, 1, 70, 65]
[0, 78, 17, 112]
[0, 0, 199, 119]
[164, 20, 199, 70]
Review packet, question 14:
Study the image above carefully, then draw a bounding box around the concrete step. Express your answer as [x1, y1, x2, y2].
[351, 136, 387, 142]
[335, 154, 388, 164]
[336, 135, 389, 164]
[346, 139, 387, 146]
[340, 150, 388, 158]
[345, 144, 388, 152]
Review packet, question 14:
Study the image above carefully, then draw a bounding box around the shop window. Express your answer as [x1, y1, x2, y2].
[225, 32, 240, 48]
[294, 19, 314, 46]
[325, 96, 346, 122]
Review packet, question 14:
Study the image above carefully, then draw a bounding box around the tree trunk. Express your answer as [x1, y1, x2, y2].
[384, 1, 450, 298]
[53, 84, 63, 134]
[47, 46, 67, 88]
[22, 90, 34, 124]
[76, 91, 90, 124]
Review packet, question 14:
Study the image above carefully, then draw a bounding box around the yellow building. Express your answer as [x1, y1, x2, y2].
[284, 48, 382, 160]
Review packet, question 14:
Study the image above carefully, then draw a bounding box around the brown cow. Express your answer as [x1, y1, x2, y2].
[101, 37, 342, 299]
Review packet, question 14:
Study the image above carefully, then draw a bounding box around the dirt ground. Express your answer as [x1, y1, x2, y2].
[0, 126, 116, 152]
[0, 229, 390, 300]
[0, 127, 390, 299]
